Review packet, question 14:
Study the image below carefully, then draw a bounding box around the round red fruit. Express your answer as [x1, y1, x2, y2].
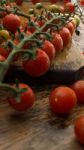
[3, 14, 21, 33]
[42, 40, 56, 62]
[74, 116, 84, 145]
[22, 49, 50, 77]
[71, 80, 84, 103]
[65, 22, 75, 35]
[59, 27, 71, 47]
[51, 33, 63, 52]
[8, 83, 36, 112]
[49, 86, 77, 114]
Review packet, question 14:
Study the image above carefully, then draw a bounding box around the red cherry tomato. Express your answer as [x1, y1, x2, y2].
[71, 80, 84, 103]
[65, 22, 75, 35]
[3, 14, 21, 33]
[79, 0, 84, 6]
[42, 40, 56, 62]
[51, 33, 63, 52]
[64, 2, 75, 13]
[0, 54, 5, 61]
[0, 47, 11, 59]
[8, 83, 36, 112]
[22, 49, 50, 77]
[49, 86, 77, 114]
[74, 116, 84, 145]
[59, 27, 71, 47]
[63, 0, 71, 3]
[15, 0, 23, 5]
[49, 0, 58, 3]
[27, 22, 38, 33]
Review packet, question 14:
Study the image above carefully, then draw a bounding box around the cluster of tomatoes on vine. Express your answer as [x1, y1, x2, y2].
[0, 1, 84, 145]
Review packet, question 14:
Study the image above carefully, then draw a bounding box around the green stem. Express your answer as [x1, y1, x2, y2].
[0, 6, 31, 19]
[0, 13, 72, 83]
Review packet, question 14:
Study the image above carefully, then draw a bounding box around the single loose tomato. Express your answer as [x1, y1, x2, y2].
[42, 40, 56, 62]
[51, 33, 63, 52]
[49, 86, 77, 114]
[65, 22, 75, 35]
[74, 116, 84, 145]
[71, 80, 84, 103]
[8, 83, 36, 112]
[59, 27, 71, 47]
[3, 14, 21, 33]
[22, 49, 50, 77]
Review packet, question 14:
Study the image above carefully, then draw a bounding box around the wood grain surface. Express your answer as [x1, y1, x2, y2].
[0, 2, 84, 150]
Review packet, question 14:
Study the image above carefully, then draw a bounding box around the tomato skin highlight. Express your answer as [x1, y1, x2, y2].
[74, 116, 84, 145]
[3, 14, 21, 33]
[71, 80, 84, 103]
[51, 33, 63, 52]
[8, 84, 36, 112]
[59, 27, 71, 47]
[49, 86, 77, 114]
[22, 49, 50, 77]
[42, 40, 56, 62]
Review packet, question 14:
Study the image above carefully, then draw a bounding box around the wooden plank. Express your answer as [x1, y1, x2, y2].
[0, 2, 84, 150]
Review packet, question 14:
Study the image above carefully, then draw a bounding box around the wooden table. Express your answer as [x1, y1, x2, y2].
[0, 2, 84, 150]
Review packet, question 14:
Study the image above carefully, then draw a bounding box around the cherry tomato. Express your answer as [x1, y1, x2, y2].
[28, 23, 38, 33]
[65, 22, 75, 35]
[0, 47, 11, 59]
[63, 0, 71, 3]
[51, 33, 63, 52]
[42, 40, 56, 62]
[15, 0, 23, 5]
[22, 49, 50, 77]
[48, 5, 59, 13]
[31, 0, 41, 4]
[0, 54, 5, 61]
[8, 83, 36, 112]
[71, 80, 84, 103]
[49, 0, 58, 4]
[3, 14, 21, 33]
[38, 19, 45, 27]
[0, 29, 10, 40]
[64, 2, 75, 13]
[0, 30, 10, 44]
[80, 0, 84, 6]
[71, 19, 77, 29]
[58, 6, 64, 13]
[74, 15, 80, 27]
[74, 116, 84, 145]
[59, 27, 71, 47]
[49, 86, 77, 114]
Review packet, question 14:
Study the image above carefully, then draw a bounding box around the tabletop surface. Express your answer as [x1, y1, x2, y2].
[0, 2, 84, 150]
